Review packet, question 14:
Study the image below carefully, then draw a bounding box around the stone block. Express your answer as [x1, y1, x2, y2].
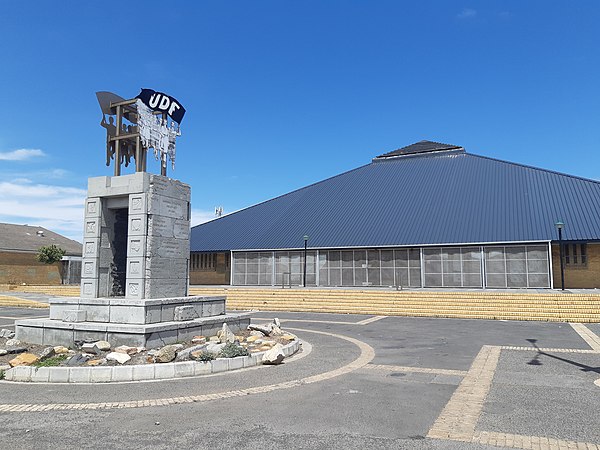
[146, 279, 187, 299]
[83, 305, 110, 323]
[30, 367, 51, 383]
[106, 332, 145, 348]
[243, 354, 260, 368]
[174, 305, 198, 321]
[83, 218, 101, 239]
[80, 279, 99, 298]
[14, 323, 44, 344]
[154, 363, 175, 380]
[145, 257, 188, 280]
[228, 356, 245, 371]
[43, 326, 75, 347]
[211, 358, 229, 373]
[145, 329, 178, 348]
[160, 304, 176, 322]
[148, 175, 190, 202]
[63, 310, 87, 323]
[69, 368, 91, 383]
[81, 258, 98, 279]
[146, 235, 189, 259]
[126, 257, 145, 279]
[173, 361, 195, 378]
[112, 365, 134, 382]
[110, 305, 145, 324]
[132, 364, 154, 381]
[49, 368, 70, 383]
[193, 361, 212, 376]
[147, 195, 189, 220]
[7, 366, 32, 382]
[127, 236, 147, 258]
[73, 329, 106, 343]
[89, 366, 113, 382]
[85, 198, 102, 219]
[129, 193, 148, 214]
[128, 213, 148, 237]
[145, 306, 162, 324]
[82, 238, 100, 258]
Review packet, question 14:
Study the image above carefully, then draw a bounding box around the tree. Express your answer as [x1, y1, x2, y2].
[36, 245, 66, 264]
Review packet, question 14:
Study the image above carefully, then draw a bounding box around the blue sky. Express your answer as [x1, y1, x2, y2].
[0, 1, 599, 241]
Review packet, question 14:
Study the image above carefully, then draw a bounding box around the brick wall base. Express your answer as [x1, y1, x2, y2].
[0, 251, 63, 285]
[551, 243, 600, 289]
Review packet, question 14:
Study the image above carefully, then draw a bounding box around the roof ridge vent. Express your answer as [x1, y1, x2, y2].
[374, 140, 464, 160]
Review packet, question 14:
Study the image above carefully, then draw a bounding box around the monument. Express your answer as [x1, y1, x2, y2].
[16, 90, 250, 347]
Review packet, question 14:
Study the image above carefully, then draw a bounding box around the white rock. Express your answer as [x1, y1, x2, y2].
[94, 340, 111, 351]
[114, 345, 139, 355]
[5, 339, 21, 347]
[54, 346, 69, 354]
[218, 323, 236, 344]
[273, 318, 281, 327]
[206, 342, 226, 354]
[106, 351, 131, 364]
[262, 343, 285, 365]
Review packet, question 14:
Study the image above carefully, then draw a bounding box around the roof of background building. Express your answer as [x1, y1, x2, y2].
[374, 140, 464, 159]
[191, 142, 600, 252]
[0, 223, 82, 255]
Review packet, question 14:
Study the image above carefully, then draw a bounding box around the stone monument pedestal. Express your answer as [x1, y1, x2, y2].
[16, 172, 249, 348]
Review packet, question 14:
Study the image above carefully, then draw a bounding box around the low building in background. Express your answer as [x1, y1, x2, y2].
[0, 223, 82, 285]
[191, 140, 600, 289]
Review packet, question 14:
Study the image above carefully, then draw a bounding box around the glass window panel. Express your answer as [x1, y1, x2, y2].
[423, 248, 441, 260]
[506, 259, 526, 274]
[408, 249, 421, 264]
[527, 259, 548, 274]
[424, 273, 442, 287]
[463, 273, 483, 287]
[341, 251, 354, 268]
[528, 274, 549, 288]
[354, 250, 366, 268]
[329, 268, 341, 286]
[246, 272, 258, 285]
[259, 273, 272, 285]
[461, 249, 482, 260]
[290, 273, 301, 286]
[318, 253, 327, 269]
[443, 273, 462, 287]
[368, 268, 381, 286]
[527, 246, 547, 260]
[233, 273, 245, 285]
[381, 250, 394, 267]
[485, 248, 505, 260]
[486, 260, 506, 274]
[328, 251, 341, 268]
[381, 269, 394, 286]
[505, 247, 526, 260]
[442, 248, 461, 260]
[354, 267, 367, 285]
[409, 269, 422, 287]
[442, 260, 462, 274]
[246, 252, 259, 263]
[486, 273, 506, 288]
[368, 250, 380, 268]
[394, 249, 408, 268]
[507, 273, 527, 287]
[424, 260, 441, 273]
[319, 268, 328, 286]
[395, 268, 409, 287]
[462, 260, 481, 274]
[342, 268, 354, 286]
[305, 274, 316, 286]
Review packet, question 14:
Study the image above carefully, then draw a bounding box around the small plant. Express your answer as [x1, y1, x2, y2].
[0, 370, 5, 380]
[218, 342, 249, 358]
[32, 354, 68, 368]
[37, 245, 66, 264]
[194, 351, 216, 362]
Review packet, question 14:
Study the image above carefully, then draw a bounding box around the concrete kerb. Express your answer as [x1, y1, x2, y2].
[3, 339, 301, 383]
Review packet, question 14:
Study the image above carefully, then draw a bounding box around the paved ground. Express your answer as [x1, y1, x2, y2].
[0, 304, 599, 449]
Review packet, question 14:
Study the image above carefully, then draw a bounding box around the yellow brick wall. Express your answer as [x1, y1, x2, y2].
[551, 243, 600, 289]
[189, 252, 230, 285]
[0, 251, 63, 285]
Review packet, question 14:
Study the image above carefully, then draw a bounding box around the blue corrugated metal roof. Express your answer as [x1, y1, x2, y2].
[190, 146, 600, 252]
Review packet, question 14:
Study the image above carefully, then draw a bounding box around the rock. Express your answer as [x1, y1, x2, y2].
[0, 363, 11, 371]
[191, 336, 206, 344]
[0, 349, 7, 356]
[282, 334, 297, 341]
[86, 358, 106, 366]
[0, 329, 15, 339]
[262, 343, 285, 365]
[5, 339, 21, 347]
[114, 345, 140, 355]
[153, 345, 180, 363]
[176, 344, 208, 361]
[270, 325, 284, 336]
[66, 354, 89, 366]
[258, 345, 273, 352]
[81, 343, 100, 354]
[94, 340, 111, 351]
[249, 330, 263, 337]
[106, 352, 130, 364]
[261, 341, 276, 347]
[209, 336, 220, 343]
[9, 353, 40, 367]
[6, 347, 27, 355]
[273, 318, 281, 327]
[218, 323, 236, 344]
[54, 346, 69, 354]
[248, 324, 272, 336]
[39, 347, 56, 361]
[206, 342, 226, 354]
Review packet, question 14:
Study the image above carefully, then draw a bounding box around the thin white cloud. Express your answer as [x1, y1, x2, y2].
[0, 149, 45, 161]
[457, 8, 477, 19]
[191, 208, 220, 226]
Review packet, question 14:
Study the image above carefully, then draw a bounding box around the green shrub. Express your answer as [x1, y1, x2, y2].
[32, 354, 68, 367]
[218, 342, 249, 358]
[0, 370, 4, 380]
[194, 351, 216, 362]
[37, 245, 66, 264]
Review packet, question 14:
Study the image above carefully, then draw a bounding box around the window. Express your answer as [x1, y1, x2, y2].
[564, 244, 587, 267]
[190, 253, 217, 271]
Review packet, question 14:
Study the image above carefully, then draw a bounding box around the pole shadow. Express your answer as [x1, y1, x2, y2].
[525, 338, 600, 374]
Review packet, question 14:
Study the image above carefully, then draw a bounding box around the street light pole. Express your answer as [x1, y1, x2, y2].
[303, 235, 309, 287]
[555, 221, 565, 291]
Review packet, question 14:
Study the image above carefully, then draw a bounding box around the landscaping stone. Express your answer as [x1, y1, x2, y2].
[191, 336, 206, 344]
[206, 342, 226, 354]
[106, 352, 131, 364]
[67, 354, 89, 366]
[81, 343, 100, 354]
[176, 344, 208, 361]
[273, 317, 281, 327]
[209, 336, 220, 343]
[262, 343, 285, 365]
[54, 346, 69, 354]
[218, 323, 236, 344]
[0, 349, 7, 356]
[248, 324, 271, 336]
[249, 330, 263, 337]
[39, 347, 56, 361]
[0, 363, 11, 371]
[0, 329, 15, 339]
[5, 339, 21, 347]
[87, 358, 106, 366]
[94, 340, 111, 351]
[9, 353, 40, 367]
[6, 347, 27, 355]
[270, 325, 284, 336]
[153, 344, 180, 363]
[282, 333, 297, 341]
[114, 345, 141, 355]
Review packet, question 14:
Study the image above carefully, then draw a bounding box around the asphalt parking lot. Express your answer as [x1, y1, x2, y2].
[0, 306, 599, 449]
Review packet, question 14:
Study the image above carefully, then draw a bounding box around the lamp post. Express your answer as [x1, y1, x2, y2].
[303, 235, 309, 287]
[555, 221, 565, 291]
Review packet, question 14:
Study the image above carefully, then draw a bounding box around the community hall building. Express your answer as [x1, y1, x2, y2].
[190, 141, 600, 290]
